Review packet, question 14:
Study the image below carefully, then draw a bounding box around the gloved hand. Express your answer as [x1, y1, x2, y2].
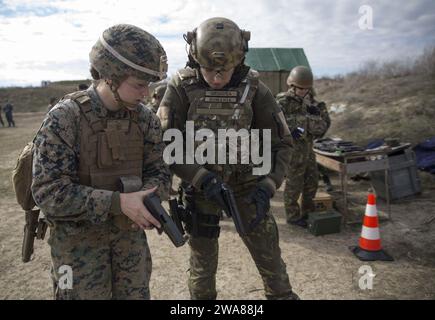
[307, 104, 320, 116]
[245, 184, 273, 230]
[291, 127, 305, 140]
[200, 172, 227, 211]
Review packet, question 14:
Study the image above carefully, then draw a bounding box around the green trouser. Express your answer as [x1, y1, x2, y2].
[284, 148, 319, 223]
[48, 216, 152, 300]
[184, 183, 293, 300]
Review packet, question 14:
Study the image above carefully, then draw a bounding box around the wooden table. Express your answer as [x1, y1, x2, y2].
[314, 147, 391, 223]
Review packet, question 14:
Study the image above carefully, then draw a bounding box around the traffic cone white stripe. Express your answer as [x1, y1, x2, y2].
[361, 226, 380, 240]
[365, 204, 377, 217]
[351, 193, 393, 261]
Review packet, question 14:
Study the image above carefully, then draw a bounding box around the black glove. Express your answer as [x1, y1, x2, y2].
[307, 104, 320, 116]
[201, 172, 227, 211]
[245, 185, 273, 230]
[291, 127, 304, 140]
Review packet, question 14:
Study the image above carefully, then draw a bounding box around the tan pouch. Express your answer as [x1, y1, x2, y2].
[12, 142, 36, 211]
[97, 132, 113, 168]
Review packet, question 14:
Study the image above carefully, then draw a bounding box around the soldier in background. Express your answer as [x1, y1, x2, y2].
[3, 101, 15, 127]
[158, 17, 299, 300]
[146, 83, 167, 113]
[31, 24, 170, 299]
[78, 83, 89, 90]
[319, 165, 333, 192]
[146, 83, 178, 194]
[0, 107, 4, 127]
[276, 66, 330, 228]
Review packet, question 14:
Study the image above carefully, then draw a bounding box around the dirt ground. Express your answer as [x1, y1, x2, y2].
[1, 112, 434, 300]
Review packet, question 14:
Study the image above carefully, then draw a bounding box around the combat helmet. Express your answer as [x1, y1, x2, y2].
[287, 66, 313, 89]
[89, 24, 167, 87]
[184, 17, 250, 70]
[153, 83, 167, 100]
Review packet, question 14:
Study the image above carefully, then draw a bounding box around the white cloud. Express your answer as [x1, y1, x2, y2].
[1, 0, 434, 86]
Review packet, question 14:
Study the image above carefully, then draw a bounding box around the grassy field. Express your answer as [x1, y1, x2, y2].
[315, 74, 435, 146]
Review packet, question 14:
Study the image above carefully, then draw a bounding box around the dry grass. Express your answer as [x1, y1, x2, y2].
[0, 80, 91, 113]
[315, 46, 435, 146]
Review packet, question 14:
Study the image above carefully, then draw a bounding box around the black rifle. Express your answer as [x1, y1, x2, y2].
[22, 209, 47, 263]
[221, 184, 248, 236]
[143, 193, 187, 247]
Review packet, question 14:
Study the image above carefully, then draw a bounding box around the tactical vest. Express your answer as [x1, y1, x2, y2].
[278, 93, 305, 130]
[178, 67, 259, 181]
[64, 91, 144, 191]
[277, 91, 312, 143]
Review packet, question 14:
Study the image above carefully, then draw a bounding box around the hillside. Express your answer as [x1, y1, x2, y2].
[315, 46, 435, 146]
[0, 80, 92, 113]
[315, 73, 435, 146]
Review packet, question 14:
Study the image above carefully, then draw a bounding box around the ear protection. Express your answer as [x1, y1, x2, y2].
[183, 28, 197, 57]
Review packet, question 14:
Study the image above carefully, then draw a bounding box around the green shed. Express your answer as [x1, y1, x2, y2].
[244, 48, 310, 96]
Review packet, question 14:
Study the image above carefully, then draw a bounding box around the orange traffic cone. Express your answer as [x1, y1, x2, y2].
[350, 194, 393, 261]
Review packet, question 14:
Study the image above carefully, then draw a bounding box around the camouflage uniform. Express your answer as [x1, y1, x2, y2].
[145, 101, 159, 114]
[0, 108, 4, 126]
[4, 102, 15, 127]
[31, 24, 170, 300]
[158, 18, 296, 300]
[146, 84, 167, 114]
[276, 89, 330, 223]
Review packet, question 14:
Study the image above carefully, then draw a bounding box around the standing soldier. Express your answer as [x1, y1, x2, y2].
[4, 101, 15, 127]
[146, 83, 167, 114]
[31, 24, 170, 299]
[78, 83, 89, 90]
[276, 66, 331, 228]
[0, 106, 4, 127]
[157, 17, 299, 300]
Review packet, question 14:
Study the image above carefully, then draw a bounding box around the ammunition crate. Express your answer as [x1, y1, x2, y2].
[307, 211, 342, 236]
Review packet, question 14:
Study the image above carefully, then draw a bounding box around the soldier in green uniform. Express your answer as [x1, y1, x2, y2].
[31, 24, 170, 299]
[276, 66, 331, 228]
[157, 17, 299, 300]
[146, 83, 167, 114]
[0, 107, 4, 127]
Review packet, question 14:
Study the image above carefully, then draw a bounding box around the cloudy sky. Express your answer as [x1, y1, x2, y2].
[1, 0, 434, 87]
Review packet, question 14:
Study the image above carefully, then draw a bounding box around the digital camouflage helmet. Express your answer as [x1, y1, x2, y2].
[89, 24, 168, 87]
[184, 17, 250, 70]
[287, 66, 313, 89]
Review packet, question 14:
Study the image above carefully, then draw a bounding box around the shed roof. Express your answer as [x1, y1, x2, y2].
[245, 48, 310, 71]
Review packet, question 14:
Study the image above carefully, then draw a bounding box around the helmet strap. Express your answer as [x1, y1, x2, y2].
[105, 78, 138, 110]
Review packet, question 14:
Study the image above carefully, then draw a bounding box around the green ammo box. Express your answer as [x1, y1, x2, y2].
[307, 211, 342, 236]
